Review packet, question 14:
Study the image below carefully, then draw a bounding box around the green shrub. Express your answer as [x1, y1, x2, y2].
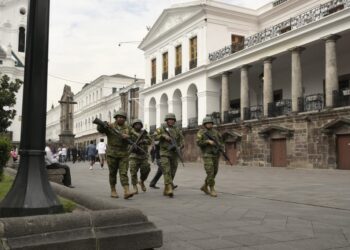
[0, 136, 11, 181]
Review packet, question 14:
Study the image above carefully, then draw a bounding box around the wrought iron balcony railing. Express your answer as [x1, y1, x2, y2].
[162, 72, 168, 81]
[333, 89, 350, 107]
[304, 93, 324, 111]
[175, 66, 182, 75]
[151, 77, 156, 86]
[150, 125, 156, 134]
[249, 105, 263, 120]
[273, 99, 292, 117]
[189, 58, 197, 69]
[223, 109, 240, 124]
[187, 117, 198, 129]
[176, 120, 182, 129]
[208, 0, 350, 63]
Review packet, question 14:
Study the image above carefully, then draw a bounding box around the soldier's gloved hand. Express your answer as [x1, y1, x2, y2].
[121, 134, 130, 139]
[163, 135, 172, 142]
[206, 140, 215, 145]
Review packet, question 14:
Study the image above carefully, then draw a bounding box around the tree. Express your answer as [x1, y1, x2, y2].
[0, 74, 23, 133]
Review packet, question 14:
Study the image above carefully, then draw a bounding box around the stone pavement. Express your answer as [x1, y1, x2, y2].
[67, 161, 350, 250]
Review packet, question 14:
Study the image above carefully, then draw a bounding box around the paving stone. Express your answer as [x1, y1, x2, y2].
[222, 233, 279, 246]
[190, 237, 241, 250]
[67, 162, 350, 250]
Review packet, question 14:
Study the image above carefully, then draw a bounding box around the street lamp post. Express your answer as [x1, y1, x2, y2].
[0, 0, 63, 217]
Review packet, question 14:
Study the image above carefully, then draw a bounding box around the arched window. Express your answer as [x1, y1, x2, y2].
[18, 27, 25, 52]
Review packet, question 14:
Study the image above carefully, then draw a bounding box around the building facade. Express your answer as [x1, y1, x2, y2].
[0, 0, 27, 143]
[73, 74, 144, 147]
[46, 104, 61, 143]
[139, 0, 350, 169]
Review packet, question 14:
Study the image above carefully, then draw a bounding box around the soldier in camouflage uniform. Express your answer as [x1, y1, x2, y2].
[129, 119, 152, 194]
[96, 110, 134, 199]
[196, 117, 223, 197]
[154, 113, 184, 197]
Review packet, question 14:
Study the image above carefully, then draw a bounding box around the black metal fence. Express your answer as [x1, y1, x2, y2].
[187, 117, 198, 129]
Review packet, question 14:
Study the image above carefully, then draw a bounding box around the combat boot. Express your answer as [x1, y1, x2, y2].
[165, 184, 174, 198]
[200, 183, 210, 195]
[123, 185, 134, 199]
[133, 185, 139, 194]
[209, 186, 217, 197]
[139, 180, 146, 192]
[110, 186, 119, 198]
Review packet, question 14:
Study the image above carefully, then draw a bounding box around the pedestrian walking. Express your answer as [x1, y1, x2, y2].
[97, 138, 107, 168]
[61, 145, 67, 163]
[86, 141, 97, 170]
[149, 141, 162, 189]
[196, 117, 223, 197]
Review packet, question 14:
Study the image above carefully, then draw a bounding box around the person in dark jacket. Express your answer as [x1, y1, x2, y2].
[149, 141, 162, 189]
[86, 141, 97, 170]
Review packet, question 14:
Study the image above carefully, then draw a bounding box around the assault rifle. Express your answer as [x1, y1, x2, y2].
[204, 131, 233, 166]
[93, 118, 147, 155]
[163, 126, 185, 167]
[128, 129, 148, 154]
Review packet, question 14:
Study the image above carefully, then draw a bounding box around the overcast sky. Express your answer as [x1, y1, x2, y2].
[47, 0, 271, 108]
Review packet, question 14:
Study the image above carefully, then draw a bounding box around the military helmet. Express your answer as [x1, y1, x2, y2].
[164, 113, 176, 121]
[132, 119, 143, 127]
[113, 110, 127, 119]
[202, 117, 214, 125]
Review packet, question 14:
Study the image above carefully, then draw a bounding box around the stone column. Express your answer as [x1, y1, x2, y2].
[324, 35, 340, 108]
[221, 72, 230, 121]
[263, 57, 274, 116]
[240, 65, 250, 120]
[291, 47, 305, 113]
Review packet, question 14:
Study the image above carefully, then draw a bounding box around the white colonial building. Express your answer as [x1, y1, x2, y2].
[73, 74, 144, 146]
[139, 0, 350, 169]
[0, 0, 27, 143]
[46, 104, 61, 142]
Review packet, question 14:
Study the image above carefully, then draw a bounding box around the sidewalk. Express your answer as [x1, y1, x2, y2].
[68, 161, 350, 250]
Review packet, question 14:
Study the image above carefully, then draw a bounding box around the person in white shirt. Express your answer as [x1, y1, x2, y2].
[45, 142, 74, 188]
[61, 146, 67, 162]
[97, 138, 107, 168]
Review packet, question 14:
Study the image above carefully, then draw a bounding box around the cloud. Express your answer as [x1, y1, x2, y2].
[47, 0, 271, 108]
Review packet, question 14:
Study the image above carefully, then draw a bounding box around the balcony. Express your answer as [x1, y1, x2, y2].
[223, 109, 240, 124]
[249, 105, 263, 120]
[162, 72, 168, 81]
[187, 117, 198, 129]
[208, 0, 350, 63]
[176, 120, 182, 129]
[189, 58, 197, 70]
[208, 43, 244, 62]
[334, 89, 350, 107]
[304, 93, 324, 111]
[268, 99, 292, 117]
[151, 77, 156, 86]
[150, 125, 156, 133]
[175, 66, 182, 75]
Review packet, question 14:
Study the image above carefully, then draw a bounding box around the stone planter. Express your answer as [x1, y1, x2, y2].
[0, 168, 162, 250]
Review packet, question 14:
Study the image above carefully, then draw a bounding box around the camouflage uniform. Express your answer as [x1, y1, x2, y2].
[129, 120, 152, 192]
[196, 117, 223, 197]
[97, 122, 131, 186]
[154, 113, 184, 197]
[96, 110, 133, 199]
